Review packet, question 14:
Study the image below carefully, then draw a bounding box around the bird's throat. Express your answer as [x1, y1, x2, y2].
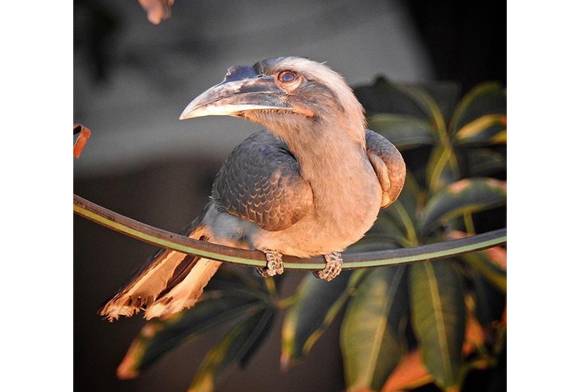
[275, 123, 362, 174]
[275, 123, 380, 219]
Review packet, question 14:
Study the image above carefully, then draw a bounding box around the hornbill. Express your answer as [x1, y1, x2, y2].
[101, 57, 406, 321]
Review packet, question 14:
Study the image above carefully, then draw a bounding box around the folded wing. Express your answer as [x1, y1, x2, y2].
[365, 129, 406, 208]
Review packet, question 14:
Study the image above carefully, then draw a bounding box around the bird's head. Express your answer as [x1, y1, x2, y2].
[179, 57, 366, 144]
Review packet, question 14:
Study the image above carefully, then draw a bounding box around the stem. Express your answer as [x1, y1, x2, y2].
[391, 201, 419, 246]
[264, 277, 277, 297]
[74, 194, 506, 270]
[463, 213, 476, 235]
[276, 294, 299, 310]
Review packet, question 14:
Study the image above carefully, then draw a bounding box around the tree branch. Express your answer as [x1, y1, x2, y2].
[74, 194, 506, 270]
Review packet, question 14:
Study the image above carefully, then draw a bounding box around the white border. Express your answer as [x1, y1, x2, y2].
[0, 1, 72, 391]
[2, 1, 580, 390]
[508, 0, 580, 390]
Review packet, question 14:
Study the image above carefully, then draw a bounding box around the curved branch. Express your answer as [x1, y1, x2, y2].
[74, 194, 506, 270]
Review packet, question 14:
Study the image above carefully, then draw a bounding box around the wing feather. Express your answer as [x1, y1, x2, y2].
[366, 129, 406, 208]
[212, 130, 313, 231]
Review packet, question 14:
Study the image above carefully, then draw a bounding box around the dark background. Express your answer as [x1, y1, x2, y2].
[74, 0, 506, 391]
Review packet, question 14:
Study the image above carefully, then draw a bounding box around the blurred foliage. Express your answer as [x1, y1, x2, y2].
[116, 80, 506, 391]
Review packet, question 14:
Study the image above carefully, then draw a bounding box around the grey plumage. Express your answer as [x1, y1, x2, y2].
[366, 129, 406, 207]
[211, 128, 404, 235]
[101, 56, 406, 321]
[212, 130, 313, 232]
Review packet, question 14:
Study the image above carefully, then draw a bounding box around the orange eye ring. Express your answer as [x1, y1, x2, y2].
[278, 70, 298, 83]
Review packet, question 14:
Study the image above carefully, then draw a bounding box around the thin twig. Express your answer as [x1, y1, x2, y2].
[74, 194, 506, 270]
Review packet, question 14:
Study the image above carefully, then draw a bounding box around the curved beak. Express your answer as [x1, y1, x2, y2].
[179, 66, 291, 120]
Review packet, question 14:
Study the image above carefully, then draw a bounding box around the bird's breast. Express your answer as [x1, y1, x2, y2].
[253, 153, 382, 257]
[310, 156, 382, 246]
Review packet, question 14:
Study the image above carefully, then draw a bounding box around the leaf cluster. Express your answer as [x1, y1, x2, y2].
[116, 80, 507, 392]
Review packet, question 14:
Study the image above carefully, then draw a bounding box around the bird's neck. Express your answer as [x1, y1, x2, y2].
[274, 122, 377, 206]
[279, 123, 364, 172]
[268, 121, 382, 252]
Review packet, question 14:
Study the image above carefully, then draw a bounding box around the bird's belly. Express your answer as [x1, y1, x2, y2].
[252, 181, 382, 257]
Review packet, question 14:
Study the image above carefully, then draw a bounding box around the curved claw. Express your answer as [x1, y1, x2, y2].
[257, 249, 284, 277]
[313, 251, 343, 281]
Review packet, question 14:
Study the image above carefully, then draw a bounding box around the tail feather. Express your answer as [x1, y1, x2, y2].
[99, 224, 221, 321]
[144, 257, 222, 320]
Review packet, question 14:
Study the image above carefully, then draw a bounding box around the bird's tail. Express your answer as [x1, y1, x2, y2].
[99, 222, 222, 321]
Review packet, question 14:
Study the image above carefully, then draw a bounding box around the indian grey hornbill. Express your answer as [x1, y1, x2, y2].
[101, 56, 406, 321]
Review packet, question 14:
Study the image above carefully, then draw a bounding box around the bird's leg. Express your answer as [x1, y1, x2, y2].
[257, 249, 284, 277]
[313, 251, 343, 281]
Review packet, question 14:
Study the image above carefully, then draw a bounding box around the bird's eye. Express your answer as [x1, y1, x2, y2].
[278, 70, 298, 84]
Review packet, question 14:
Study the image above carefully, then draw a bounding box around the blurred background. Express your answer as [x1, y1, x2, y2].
[74, 0, 506, 391]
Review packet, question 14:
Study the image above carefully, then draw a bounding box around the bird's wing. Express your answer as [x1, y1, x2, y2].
[365, 129, 406, 208]
[100, 131, 313, 321]
[212, 130, 314, 231]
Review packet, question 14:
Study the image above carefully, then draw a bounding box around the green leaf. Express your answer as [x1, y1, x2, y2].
[420, 178, 506, 235]
[471, 273, 505, 326]
[420, 82, 461, 121]
[281, 270, 368, 366]
[465, 148, 506, 176]
[117, 292, 262, 379]
[396, 84, 447, 140]
[188, 307, 275, 392]
[449, 82, 506, 136]
[382, 172, 424, 246]
[455, 114, 506, 146]
[374, 171, 423, 245]
[410, 261, 465, 390]
[386, 201, 419, 246]
[367, 114, 434, 150]
[239, 308, 276, 368]
[341, 266, 408, 391]
[373, 212, 409, 246]
[461, 250, 507, 293]
[394, 84, 463, 199]
[354, 77, 429, 118]
[426, 144, 461, 193]
[355, 78, 459, 123]
[395, 169, 423, 216]
[407, 85, 461, 194]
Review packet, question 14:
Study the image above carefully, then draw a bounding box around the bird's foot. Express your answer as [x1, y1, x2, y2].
[313, 251, 343, 281]
[257, 249, 284, 277]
